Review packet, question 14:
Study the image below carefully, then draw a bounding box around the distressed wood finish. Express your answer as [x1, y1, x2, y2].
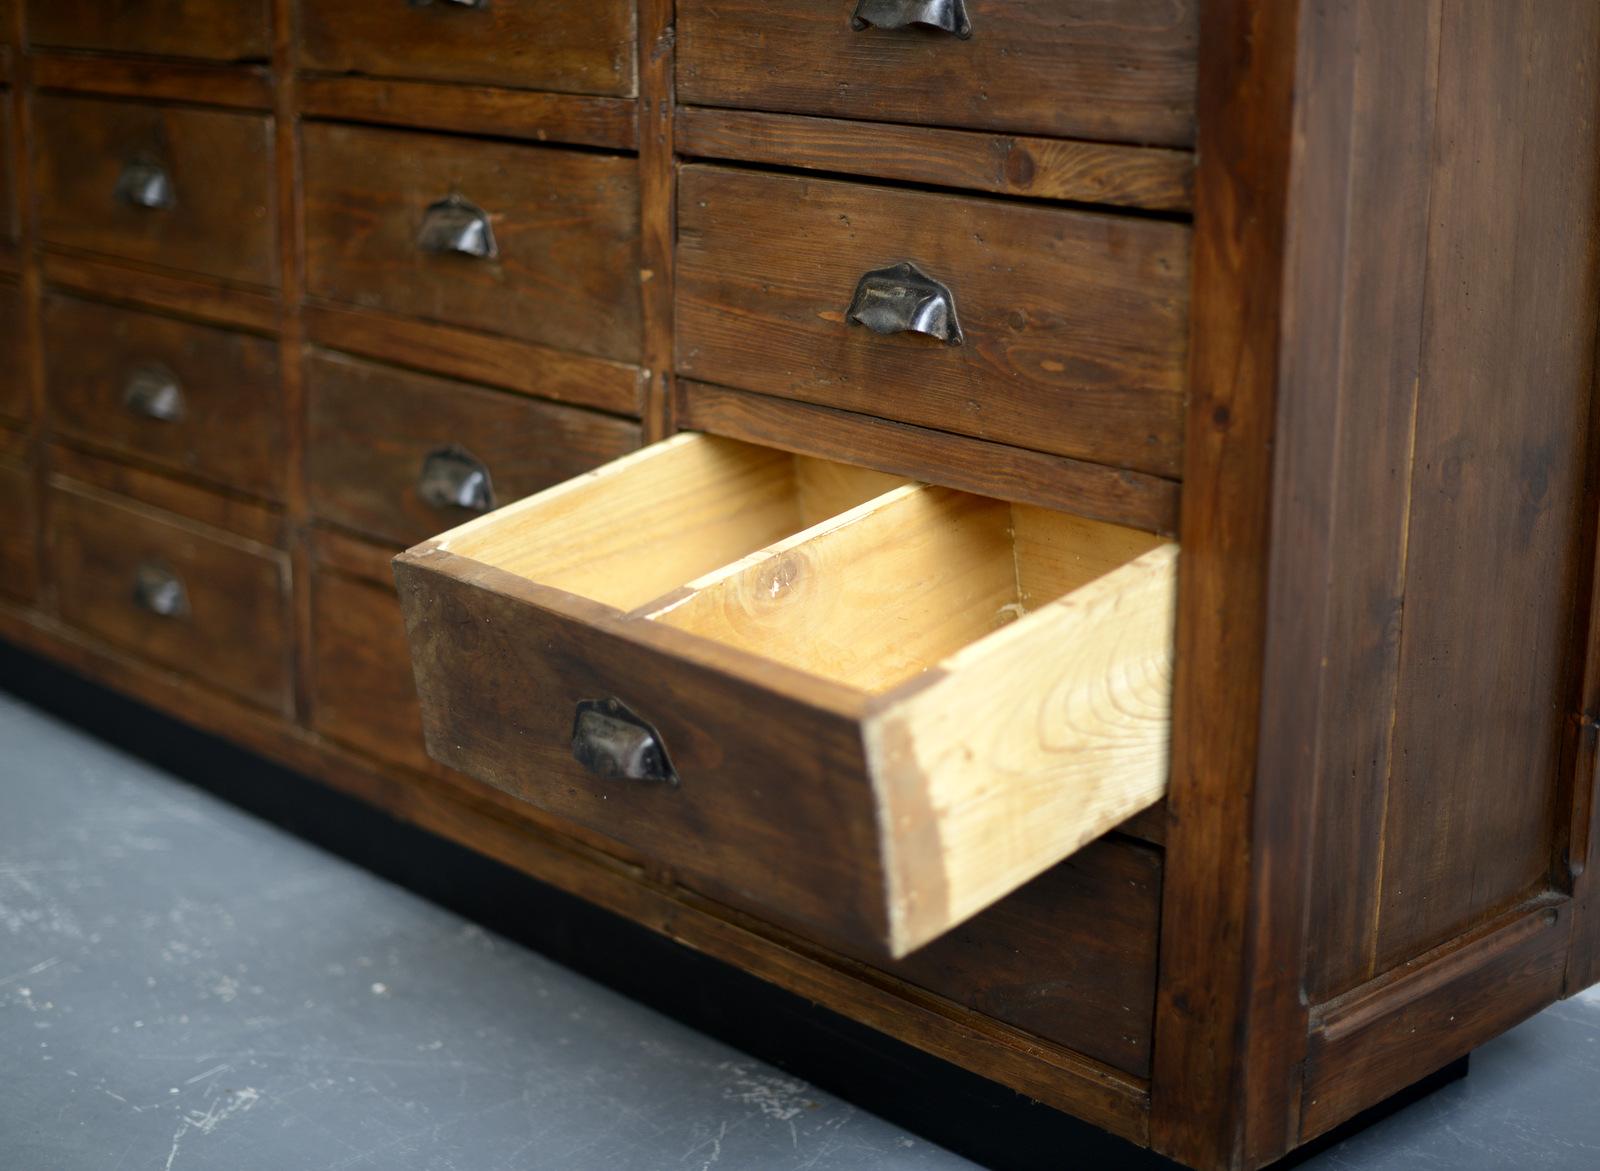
[677, 107, 1195, 212]
[298, 0, 637, 97]
[41, 252, 281, 334]
[49, 479, 292, 714]
[396, 434, 1175, 956]
[0, 439, 36, 603]
[297, 78, 637, 150]
[34, 95, 277, 288]
[677, 166, 1190, 477]
[42, 293, 286, 500]
[31, 54, 274, 110]
[0, 279, 23, 421]
[302, 121, 642, 363]
[0, 89, 13, 247]
[677, 0, 1197, 148]
[304, 348, 641, 548]
[26, 0, 271, 63]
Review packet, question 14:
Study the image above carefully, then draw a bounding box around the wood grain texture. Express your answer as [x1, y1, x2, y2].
[0, 448, 37, 603]
[0, 279, 23, 421]
[297, 77, 636, 150]
[46, 444, 285, 548]
[26, 0, 271, 62]
[303, 302, 642, 417]
[42, 293, 286, 500]
[1300, 0, 1439, 1004]
[637, 0, 676, 441]
[301, 121, 641, 363]
[1301, 898, 1570, 1140]
[31, 54, 273, 110]
[298, 0, 636, 97]
[0, 89, 13, 246]
[676, 380, 1180, 535]
[305, 348, 641, 548]
[1372, 0, 1600, 974]
[49, 480, 292, 713]
[34, 95, 277, 289]
[676, 166, 1190, 477]
[677, 107, 1195, 213]
[0, 589, 1154, 1147]
[1149, 0, 1301, 1167]
[677, 0, 1197, 149]
[41, 251, 281, 334]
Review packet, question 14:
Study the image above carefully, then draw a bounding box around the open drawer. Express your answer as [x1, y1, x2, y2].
[394, 433, 1176, 956]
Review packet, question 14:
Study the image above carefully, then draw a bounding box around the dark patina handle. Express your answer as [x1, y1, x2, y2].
[115, 158, 176, 210]
[846, 261, 964, 345]
[133, 562, 189, 619]
[417, 196, 498, 259]
[418, 446, 495, 513]
[122, 366, 185, 423]
[851, 0, 972, 38]
[571, 698, 677, 786]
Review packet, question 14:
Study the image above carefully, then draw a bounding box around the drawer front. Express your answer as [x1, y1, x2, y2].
[678, 0, 1198, 149]
[396, 433, 1175, 957]
[1, 91, 14, 244]
[0, 452, 38, 605]
[302, 122, 641, 362]
[677, 166, 1189, 478]
[51, 482, 291, 712]
[43, 295, 285, 500]
[311, 569, 436, 775]
[34, 96, 277, 288]
[26, 0, 271, 61]
[306, 350, 641, 547]
[0, 281, 24, 421]
[299, 0, 636, 96]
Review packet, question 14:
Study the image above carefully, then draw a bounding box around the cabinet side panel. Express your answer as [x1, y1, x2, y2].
[1301, 0, 1442, 1003]
[1370, 0, 1600, 973]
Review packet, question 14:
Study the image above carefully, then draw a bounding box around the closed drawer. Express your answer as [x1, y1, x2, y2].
[311, 568, 437, 776]
[395, 432, 1175, 956]
[302, 122, 641, 362]
[51, 480, 292, 712]
[678, 0, 1197, 149]
[306, 350, 641, 547]
[26, 0, 270, 62]
[0, 281, 24, 421]
[43, 295, 285, 500]
[34, 96, 276, 288]
[677, 166, 1189, 478]
[299, 0, 636, 96]
[0, 436, 37, 605]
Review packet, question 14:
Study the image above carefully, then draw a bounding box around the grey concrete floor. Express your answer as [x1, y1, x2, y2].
[2, 688, 1599, 1170]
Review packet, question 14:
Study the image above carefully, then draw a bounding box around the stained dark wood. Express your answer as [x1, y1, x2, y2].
[41, 251, 281, 334]
[31, 54, 273, 110]
[298, 0, 636, 97]
[1301, 0, 1439, 1004]
[42, 293, 286, 500]
[303, 301, 643, 417]
[33, 95, 277, 289]
[305, 349, 641, 548]
[26, 0, 271, 63]
[0, 279, 23, 421]
[49, 479, 292, 713]
[1302, 898, 1570, 1141]
[677, 107, 1195, 213]
[301, 121, 641, 363]
[1368, 0, 1600, 977]
[0, 441, 37, 603]
[677, 0, 1197, 149]
[876, 839, 1161, 1077]
[1149, 1, 1301, 1168]
[297, 77, 637, 150]
[677, 380, 1179, 535]
[638, 0, 676, 442]
[676, 166, 1190, 478]
[0, 89, 13, 245]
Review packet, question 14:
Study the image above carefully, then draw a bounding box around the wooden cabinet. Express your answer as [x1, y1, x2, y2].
[6, 4, 1600, 1170]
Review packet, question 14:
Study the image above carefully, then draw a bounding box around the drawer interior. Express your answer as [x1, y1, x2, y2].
[400, 431, 1176, 955]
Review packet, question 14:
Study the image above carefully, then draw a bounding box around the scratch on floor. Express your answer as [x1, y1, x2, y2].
[163, 1086, 261, 1170]
[0, 955, 60, 986]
